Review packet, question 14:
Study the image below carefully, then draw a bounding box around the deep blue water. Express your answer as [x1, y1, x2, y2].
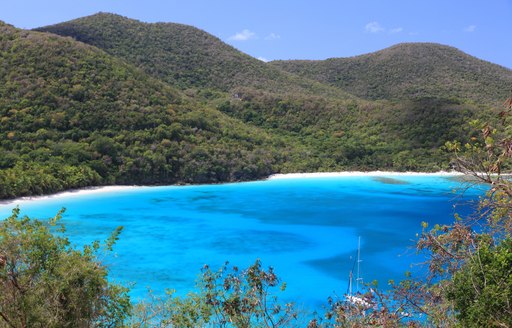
[0, 175, 484, 312]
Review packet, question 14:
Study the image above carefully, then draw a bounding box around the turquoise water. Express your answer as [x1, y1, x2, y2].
[0, 175, 484, 312]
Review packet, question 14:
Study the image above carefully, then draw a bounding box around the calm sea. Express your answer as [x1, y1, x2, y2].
[0, 174, 484, 312]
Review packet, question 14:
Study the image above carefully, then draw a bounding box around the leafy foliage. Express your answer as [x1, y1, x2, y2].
[216, 89, 477, 172]
[447, 238, 512, 327]
[129, 260, 300, 327]
[0, 208, 130, 327]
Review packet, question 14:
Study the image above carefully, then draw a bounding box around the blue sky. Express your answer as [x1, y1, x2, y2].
[1, 0, 511, 68]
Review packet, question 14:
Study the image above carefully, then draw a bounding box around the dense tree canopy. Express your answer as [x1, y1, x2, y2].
[0, 208, 130, 327]
[0, 21, 292, 199]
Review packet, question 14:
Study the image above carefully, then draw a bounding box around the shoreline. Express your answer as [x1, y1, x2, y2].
[0, 185, 141, 206]
[267, 170, 463, 179]
[0, 171, 462, 206]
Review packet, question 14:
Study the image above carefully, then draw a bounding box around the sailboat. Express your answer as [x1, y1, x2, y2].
[345, 236, 374, 308]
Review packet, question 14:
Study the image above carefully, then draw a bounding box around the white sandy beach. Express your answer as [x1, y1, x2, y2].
[1, 171, 464, 206]
[0, 185, 141, 206]
[268, 171, 463, 180]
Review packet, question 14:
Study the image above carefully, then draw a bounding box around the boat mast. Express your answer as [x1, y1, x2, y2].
[356, 236, 362, 291]
[348, 270, 353, 295]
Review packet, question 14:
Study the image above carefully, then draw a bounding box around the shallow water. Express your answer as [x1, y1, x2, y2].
[0, 175, 484, 312]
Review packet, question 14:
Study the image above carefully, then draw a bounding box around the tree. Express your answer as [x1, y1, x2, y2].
[0, 208, 131, 328]
[446, 238, 512, 327]
[128, 260, 300, 328]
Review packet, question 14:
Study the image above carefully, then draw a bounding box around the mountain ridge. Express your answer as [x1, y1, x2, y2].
[37, 13, 512, 107]
[271, 42, 512, 104]
[291, 42, 510, 70]
[35, 13, 512, 107]
[35, 13, 356, 101]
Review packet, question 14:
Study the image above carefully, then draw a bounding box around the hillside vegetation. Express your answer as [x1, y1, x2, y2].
[271, 43, 512, 105]
[0, 14, 508, 199]
[0, 21, 291, 198]
[35, 15, 488, 174]
[36, 13, 352, 100]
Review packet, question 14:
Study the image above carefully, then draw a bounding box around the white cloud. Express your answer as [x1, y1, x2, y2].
[389, 27, 403, 34]
[264, 32, 281, 41]
[257, 57, 269, 62]
[464, 25, 477, 32]
[365, 21, 384, 33]
[365, 22, 405, 35]
[228, 29, 256, 41]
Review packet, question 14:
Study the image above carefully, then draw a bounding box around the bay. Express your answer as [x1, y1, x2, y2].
[0, 174, 484, 312]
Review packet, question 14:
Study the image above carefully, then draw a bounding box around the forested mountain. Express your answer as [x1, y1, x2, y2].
[0, 14, 507, 199]
[35, 13, 352, 100]
[34, 14, 485, 172]
[271, 43, 512, 105]
[0, 21, 294, 198]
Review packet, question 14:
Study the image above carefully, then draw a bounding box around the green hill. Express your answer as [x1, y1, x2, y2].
[0, 15, 504, 199]
[271, 43, 512, 105]
[0, 21, 292, 198]
[35, 14, 483, 173]
[35, 13, 351, 100]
